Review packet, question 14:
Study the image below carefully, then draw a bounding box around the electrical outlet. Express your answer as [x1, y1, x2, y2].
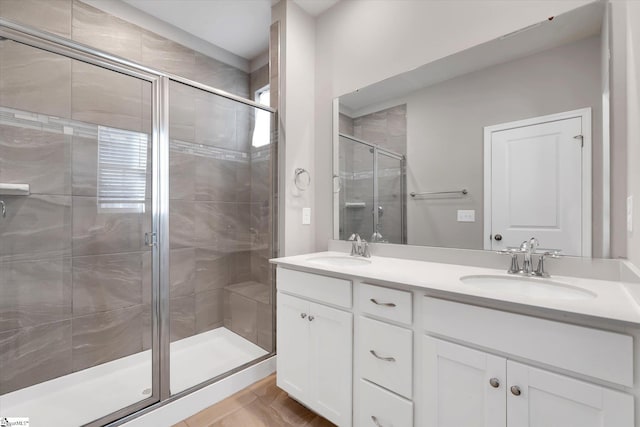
[302, 207, 311, 225]
[457, 210, 475, 222]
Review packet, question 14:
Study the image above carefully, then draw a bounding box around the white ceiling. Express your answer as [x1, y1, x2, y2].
[121, 0, 339, 61]
[292, 0, 340, 16]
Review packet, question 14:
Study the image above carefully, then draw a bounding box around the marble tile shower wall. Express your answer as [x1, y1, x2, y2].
[0, 0, 272, 394]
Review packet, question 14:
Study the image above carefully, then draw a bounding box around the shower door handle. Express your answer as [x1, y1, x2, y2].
[144, 232, 157, 247]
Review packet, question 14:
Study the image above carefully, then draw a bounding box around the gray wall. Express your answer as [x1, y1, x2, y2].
[405, 35, 603, 254]
[0, 0, 271, 395]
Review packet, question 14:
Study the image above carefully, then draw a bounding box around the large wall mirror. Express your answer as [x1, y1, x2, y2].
[333, 1, 616, 258]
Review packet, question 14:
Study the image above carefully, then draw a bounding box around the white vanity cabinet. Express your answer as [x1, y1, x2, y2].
[276, 268, 353, 427]
[273, 258, 638, 427]
[422, 297, 635, 427]
[423, 336, 633, 427]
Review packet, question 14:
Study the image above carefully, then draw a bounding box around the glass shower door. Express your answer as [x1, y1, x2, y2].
[167, 80, 274, 395]
[376, 150, 405, 244]
[0, 39, 157, 426]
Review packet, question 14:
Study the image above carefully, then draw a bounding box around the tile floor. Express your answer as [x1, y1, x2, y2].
[173, 374, 335, 427]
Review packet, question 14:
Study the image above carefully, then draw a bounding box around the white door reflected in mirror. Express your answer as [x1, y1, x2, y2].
[484, 110, 591, 257]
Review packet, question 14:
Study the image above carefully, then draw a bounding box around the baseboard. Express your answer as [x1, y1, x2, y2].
[121, 356, 277, 427]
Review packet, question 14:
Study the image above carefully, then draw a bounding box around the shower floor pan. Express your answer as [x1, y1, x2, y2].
[0, 327, 268, 426]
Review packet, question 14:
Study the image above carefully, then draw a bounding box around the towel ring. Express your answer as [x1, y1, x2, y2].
[294, 168, 311, 191]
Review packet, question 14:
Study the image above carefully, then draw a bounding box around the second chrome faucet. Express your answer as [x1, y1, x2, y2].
[348, 233, 371, 258]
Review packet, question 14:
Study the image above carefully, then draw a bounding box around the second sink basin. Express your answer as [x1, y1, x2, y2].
[307, 255, 371, 267]
[459, 275, 596, 300]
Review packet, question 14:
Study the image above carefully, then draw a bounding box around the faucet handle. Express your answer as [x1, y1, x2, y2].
[534, 253, 550, 277]
[497, 248, 520, 274]
[534, 251, 561, 277]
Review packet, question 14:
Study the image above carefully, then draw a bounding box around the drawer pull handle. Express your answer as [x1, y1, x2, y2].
[370, 350, 395, 362]
[371, 415, 384, 427]
[370, 298, 396, 307]
[489, 378, 500, 388]
[510, 385, 521, 396]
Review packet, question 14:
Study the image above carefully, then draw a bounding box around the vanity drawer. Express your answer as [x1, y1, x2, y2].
[423, 297, 634, 387]
[359, 283, 412, 325]
[277, 267, 352, 308]
[358, 379, 413, 427]
[359, 316, 413, 398]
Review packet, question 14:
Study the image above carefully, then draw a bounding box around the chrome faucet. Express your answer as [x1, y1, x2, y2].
[348, 233, 371, 258]
[498, 237, 560, 277]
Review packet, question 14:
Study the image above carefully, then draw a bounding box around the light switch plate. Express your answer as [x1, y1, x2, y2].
[302, 207, 311, 225]
[457, 210, 475, 222]
[628, 196, 633, 233]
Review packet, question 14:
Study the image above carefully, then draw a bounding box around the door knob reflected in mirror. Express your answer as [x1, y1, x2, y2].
[494, 234, 503, 241]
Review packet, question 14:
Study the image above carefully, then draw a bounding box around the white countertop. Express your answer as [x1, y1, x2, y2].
[271, 251, 640, 326]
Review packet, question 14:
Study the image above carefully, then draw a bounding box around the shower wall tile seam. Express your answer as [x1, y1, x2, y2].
[0, 318, 73, 335]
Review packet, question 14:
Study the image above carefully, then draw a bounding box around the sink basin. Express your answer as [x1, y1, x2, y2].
[307, 255, 372, 267]
[459, 275, 596, 300]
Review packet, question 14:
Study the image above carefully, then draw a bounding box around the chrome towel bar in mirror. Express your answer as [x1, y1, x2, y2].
[410, 189, 468, 198]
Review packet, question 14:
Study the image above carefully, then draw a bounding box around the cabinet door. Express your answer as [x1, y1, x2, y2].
[310, 301, 353, 427]
[423, 336, 506, 427]
[507, 361, 634, 427]
[276, 292, 310, 400]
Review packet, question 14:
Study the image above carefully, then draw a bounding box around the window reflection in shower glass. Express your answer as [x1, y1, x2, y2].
[97, 126, 148, 213]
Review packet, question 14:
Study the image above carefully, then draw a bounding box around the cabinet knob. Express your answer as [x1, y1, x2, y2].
[300, 313, 307, 319]
[489, 378, 500, 388]
[308, 315, 314, 322]
[494, 234, 503, 241]
[510, 385, 521, 396]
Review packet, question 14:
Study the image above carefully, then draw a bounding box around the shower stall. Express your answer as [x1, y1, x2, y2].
[338, 133, 406, 244]
[0, 15, 276, 427]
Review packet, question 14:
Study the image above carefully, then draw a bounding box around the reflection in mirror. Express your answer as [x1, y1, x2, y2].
[334, 1, 611, 257]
